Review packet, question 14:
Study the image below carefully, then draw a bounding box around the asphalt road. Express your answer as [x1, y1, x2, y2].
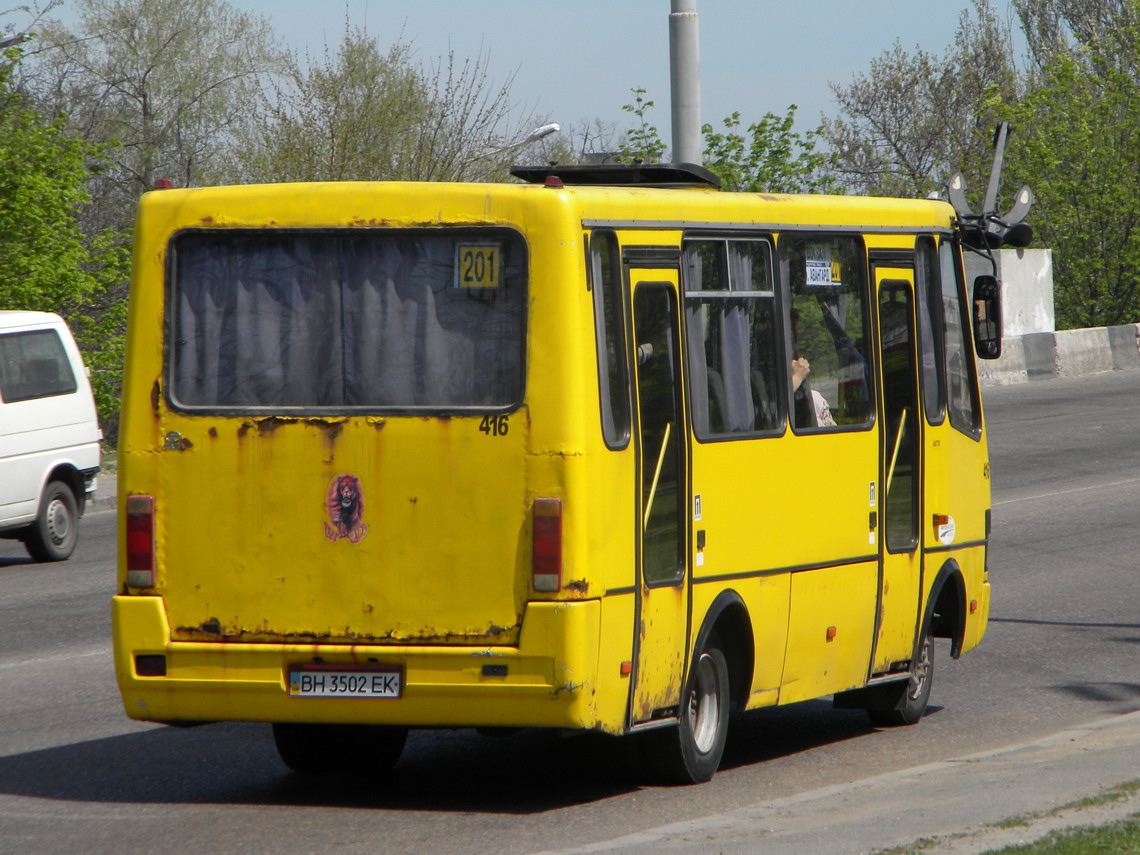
[1, 370, 1137, 855]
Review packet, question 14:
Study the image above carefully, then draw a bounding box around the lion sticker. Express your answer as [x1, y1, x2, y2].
[324, 473, 369, 544]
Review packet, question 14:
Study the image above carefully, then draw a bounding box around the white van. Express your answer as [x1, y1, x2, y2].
[0, 312, 101, 561]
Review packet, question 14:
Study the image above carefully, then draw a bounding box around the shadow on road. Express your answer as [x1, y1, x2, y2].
[0, 700, 885, 813]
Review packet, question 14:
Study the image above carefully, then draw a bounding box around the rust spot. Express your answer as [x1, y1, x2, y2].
[256, 416, 290, 433]
[566, 579, 589, 594]
[306, 418, 344, 441]
[150, 379, 161, 415]
[200, 216, 214, 225]
[238, 422, 251, 437]
[173, 618, 522, 645]
[164, 432, 193, 451]
[208, 427, 217, 438]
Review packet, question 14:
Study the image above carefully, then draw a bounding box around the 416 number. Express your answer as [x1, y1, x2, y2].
[479, 415, 509, 437]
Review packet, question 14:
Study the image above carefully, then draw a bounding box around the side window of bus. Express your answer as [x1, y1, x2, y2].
[938, 240, 981, 436]
[916, 237, 946, 425]
[683, 238, 781, 438]
[781, 236, 873, 431]
[589, 231, 631, 448]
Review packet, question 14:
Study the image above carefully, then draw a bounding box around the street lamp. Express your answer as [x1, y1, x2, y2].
[0, 33, 31, 50]
[519, 123, 560, 146]
[458, 123, 560, 182]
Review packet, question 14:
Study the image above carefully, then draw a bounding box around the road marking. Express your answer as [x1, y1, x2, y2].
[993, 475, 1140, 506]
[0, 647, 109, 672]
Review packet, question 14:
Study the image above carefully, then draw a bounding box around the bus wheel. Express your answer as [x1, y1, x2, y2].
[25, 481, 79, 562]
[868, 632, 934, 727]
[272, 723, 407, 775]
[641, 635, 730, 784]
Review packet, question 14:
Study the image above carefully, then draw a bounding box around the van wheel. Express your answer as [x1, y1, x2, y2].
[272, 723, 408, 775]
[640, 635, 730, 784]
[868, 632, 934, 727]
[25, 481, 79, 562]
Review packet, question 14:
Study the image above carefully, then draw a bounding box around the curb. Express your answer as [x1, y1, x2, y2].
[529, 711, 1140, 855]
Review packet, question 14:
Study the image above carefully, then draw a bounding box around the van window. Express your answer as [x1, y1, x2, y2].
[168, 229, 526, 411]
[684, 238, 782, 436]
[781, 235, 873, 430]
[0, 329, 79, 403]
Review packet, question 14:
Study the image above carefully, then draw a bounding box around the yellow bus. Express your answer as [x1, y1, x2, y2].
[114, 163, 1001, 783]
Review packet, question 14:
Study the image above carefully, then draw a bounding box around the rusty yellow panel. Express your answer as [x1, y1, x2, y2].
[779, 561, 878, 705]
[150, 413, 530, 645]
[689, 574, 789, 711]
[115, 595, 605, 729]
[956, 547, 991, 655]
[593, 593, 636, 733]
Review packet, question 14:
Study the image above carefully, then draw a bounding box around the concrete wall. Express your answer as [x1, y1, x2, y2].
[979, 324, 1140, 386]
[965, 247, 1140, 385]
[965, 248, 1055, 336]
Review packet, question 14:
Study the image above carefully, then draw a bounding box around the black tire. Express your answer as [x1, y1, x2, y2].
[868, 632, 934, 727]
[24, 481, 79, 562]
[641, 635, 730, 784]
[272, 722, 408, 776]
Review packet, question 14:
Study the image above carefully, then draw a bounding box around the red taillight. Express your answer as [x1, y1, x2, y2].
[126, 495, 155, 588]
[532, 498, 562, 592]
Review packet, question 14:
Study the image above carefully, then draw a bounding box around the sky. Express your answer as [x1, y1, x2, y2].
[43, 0, 1021, 151]
[236, 0, 1020, 144]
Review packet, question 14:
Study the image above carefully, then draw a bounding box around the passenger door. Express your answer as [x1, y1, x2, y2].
[627, 266, 691, 726]
[871, 263, 924, 673]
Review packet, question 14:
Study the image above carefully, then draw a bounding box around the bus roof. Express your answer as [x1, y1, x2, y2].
[138, 179, 956, 235]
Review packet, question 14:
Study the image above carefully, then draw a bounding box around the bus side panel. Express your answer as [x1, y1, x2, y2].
[691, 429, 877, 706]
[779, 560, 878, 705]
[690, 575, 787, 710]
[691, 440, 792, 702]
[772, 430, 878, 704]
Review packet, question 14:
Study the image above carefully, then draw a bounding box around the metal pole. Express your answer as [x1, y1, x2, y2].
[669, 0, 701, 165]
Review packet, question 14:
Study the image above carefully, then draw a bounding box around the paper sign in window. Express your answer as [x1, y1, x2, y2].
[456, 244, 501, 289]
[804, 243, 841, 287]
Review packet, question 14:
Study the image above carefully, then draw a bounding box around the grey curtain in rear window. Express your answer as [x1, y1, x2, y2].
[169, 231, 525, 410]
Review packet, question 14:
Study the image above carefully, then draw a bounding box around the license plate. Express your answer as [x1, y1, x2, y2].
[288, 666, 402, 698]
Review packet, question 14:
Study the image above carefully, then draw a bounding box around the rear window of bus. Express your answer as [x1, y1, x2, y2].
[167, 229, 527, 412]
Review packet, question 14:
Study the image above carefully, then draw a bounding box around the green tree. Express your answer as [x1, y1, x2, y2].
[823, 0, 1019, 198]
[615, 88, 836, 193]
[702, 107, 839, 193]
[239, 29, 430, 183]
[0, 39, 129, 436]
[24, 0, 281, 231]
[237, 27, 539, 183]
[616, 87, 668, 164]
[1006, 5, 1140, 328]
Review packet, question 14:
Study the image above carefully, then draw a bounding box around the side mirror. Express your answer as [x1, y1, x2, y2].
[972, 274, 1002, 360]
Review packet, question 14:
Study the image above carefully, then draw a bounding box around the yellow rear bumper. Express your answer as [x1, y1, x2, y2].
[112, 595, 606, 730]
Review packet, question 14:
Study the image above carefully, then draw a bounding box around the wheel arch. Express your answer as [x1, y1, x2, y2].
[926, 557, 967, 659]
[692, 589, 754, 710]
[42, 463, 86, 515]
